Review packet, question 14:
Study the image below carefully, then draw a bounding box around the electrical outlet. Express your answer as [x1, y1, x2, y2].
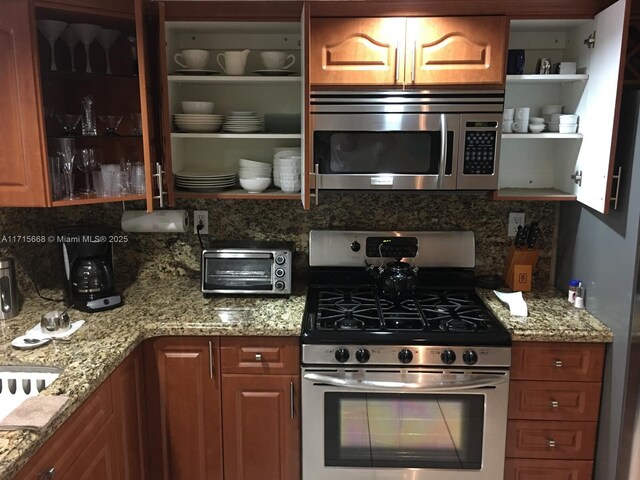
[508, 212, 525, 237]
[194, 211, 209, 235]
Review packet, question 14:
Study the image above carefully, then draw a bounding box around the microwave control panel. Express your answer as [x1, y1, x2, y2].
[462, 129, 497, 175]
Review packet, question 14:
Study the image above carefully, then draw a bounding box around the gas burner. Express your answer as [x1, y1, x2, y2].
[315, 288, 381, 330]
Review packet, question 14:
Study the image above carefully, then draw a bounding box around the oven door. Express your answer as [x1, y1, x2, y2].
[311, 113, 460, 190]
[201, 252, 275, 293]
[301, 367, 509, 480]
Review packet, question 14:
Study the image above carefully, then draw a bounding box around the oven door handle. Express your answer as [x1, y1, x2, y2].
[303, 372, 507, 391]
[438, 113, 448, 188]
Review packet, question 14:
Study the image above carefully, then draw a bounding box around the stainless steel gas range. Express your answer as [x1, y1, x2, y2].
[301, 230, 511, 480]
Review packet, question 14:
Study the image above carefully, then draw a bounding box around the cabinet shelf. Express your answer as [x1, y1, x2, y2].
[493, 188, 577, 201]
[171, 132, 301, 139]
[502, 133, 583, 140]
[506, 74, 589, 84]
[168, 75, 301, 85]
[42, 71, 139, 81]
[52, 193, 145, 207]
[174, 188, 299, 200]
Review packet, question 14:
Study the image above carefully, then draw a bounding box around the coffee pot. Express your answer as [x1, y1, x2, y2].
[0, 257, 19, 320]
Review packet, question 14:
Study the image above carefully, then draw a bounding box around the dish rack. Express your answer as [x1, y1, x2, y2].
[0, 366, 61, 421]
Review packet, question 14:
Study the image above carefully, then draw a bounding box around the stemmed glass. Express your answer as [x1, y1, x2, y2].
[61, 27, 79, 72]
[69, 24, 101, 74]
[78, 148, 98, 194]
[55, 138, 76, 199]
[127, 35, 138, 75]
[96, 29, 120, 75]
[56, 114, 81, 136]
[36, 20, 68, 71]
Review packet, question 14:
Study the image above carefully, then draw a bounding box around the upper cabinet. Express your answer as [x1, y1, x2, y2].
[495, 0, 629, 213]
[309, 16, 506, 88]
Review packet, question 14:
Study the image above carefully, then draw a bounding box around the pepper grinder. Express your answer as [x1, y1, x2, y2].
[0, 258, 19, 320]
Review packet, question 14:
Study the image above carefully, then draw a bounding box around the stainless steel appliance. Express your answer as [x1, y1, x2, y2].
[0, 257, 19, 320]
[301, 230, 511, 480]
[201, 240, 293, 295]
[310, 91, 503, 197]
[60, 226, 122, 312]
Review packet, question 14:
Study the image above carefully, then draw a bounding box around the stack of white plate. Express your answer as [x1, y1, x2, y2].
[223, 111, 264, 133]
[273, 148, 301, 191]
[174, 170, 237, 191]
[174, 114, 224, 133]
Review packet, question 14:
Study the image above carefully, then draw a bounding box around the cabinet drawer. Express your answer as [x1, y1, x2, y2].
[506, 420, 597, 460]
[504, 459, 593, 480]
[508, 381, 602, 421]
[511, 343, 605, 382]
[221, 337, 299, 374]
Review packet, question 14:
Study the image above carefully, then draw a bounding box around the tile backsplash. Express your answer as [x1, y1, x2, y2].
[0, 192, 556, 294]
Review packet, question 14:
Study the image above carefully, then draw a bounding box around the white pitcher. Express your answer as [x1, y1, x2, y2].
[217, 50, 250, 76]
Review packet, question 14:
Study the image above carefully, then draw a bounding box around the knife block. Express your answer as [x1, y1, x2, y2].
[503, 245, 539, 292]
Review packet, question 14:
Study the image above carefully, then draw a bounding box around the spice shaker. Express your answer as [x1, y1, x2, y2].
[574, 281, 585, 309]
[0, 258, 19, 320]
[568, 279, 579, 303]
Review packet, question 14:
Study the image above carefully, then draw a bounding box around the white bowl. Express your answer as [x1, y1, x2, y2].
[529, 117, 545, 125]
[182, 101, 215, 114]
[239, 177, 271, 193]
[559, 124, 578, 134]
[546, 122, 560, 132]
[280, 181, 301, 193]
[528, 124, 545, 134]
[239, 158, 271, 168]
[541, 105, 563, 114]
[559, 114, 579, 124]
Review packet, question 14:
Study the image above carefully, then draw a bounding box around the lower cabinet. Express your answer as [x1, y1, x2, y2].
[13, 348, 145, 480]
[144, 336, 301, 480]
[504, 342, 605, 480]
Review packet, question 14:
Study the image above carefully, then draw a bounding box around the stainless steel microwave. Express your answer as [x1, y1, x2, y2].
[201, 241, 293, 295]
[310, 90, 503, 195]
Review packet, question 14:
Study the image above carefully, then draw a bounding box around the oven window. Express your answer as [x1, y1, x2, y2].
[314, 131, 453, 175]
[204, 257, 273, 290]
[324, 393, 484, 469]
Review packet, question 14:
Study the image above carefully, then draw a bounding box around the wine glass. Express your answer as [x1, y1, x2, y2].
[55, 138, 76, 199]
[78, 148, 98, 194]
[36, 20, 68, 71]
[69, 24, 101, 74]
[96, 29, 120, 75]
[61, 27, 79, 72]
[99, 115, 123, 135]
[126, 35, 138, 75]
[56, 114, 81, 136]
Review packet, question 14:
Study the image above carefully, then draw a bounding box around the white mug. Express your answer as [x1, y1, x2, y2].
[502, 120, 514, 133]
[513, 107, 530, 133]
[260, 51, 296, 70]
[217, 50, 250, 76]
[503, 108, 515, 121]
[174, 49, 210, 70]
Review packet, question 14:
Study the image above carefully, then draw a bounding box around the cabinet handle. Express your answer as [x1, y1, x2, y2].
[153, 162, 165, 208]
[208, 340, 214, 380]
[611, 165, 622, 210]
[314, 163, 320, 206]
[410, 40, 416, 83]
[39, 468, 56, 479]
[550, 400, 559, 408]
[554, 360, 563, 368]
[255, 353, 262, 361]
[547, 439, 557, 448]
[290, 381, 295, 418]
[394, 40, 400, 83]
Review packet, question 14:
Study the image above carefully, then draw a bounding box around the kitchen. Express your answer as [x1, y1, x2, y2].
[0, 0, 639, 479]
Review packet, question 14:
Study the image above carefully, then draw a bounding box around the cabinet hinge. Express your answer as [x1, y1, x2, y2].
[571, 170, 583, 187]
[610, 166, 622, 210]
[584, 31, 596, 49]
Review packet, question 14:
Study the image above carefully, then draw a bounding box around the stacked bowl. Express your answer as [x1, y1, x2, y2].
[559, 114, 579, 134]
[174, 101, 223, 132]
[273, 147, 301, 192]
[238, 158, 272, 193]
[541, 105, 563, 132]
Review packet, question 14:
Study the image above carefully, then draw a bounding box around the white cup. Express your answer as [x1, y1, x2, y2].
[216, 50, 250, 76]
[174, 49, 210, 70]
[502, 120, 513, 133]
[503, 108, 515, 121]
[260, 51, 296, 70]
[513, 107, 530, 133]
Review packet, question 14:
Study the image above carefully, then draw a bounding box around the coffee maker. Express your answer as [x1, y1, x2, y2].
[60, 226, 122, 312]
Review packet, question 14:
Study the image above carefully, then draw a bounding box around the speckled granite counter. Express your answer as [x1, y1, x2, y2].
[0, 279, 612, 479]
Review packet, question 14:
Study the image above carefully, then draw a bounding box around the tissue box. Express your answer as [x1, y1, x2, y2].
[554, 62, 577, 75]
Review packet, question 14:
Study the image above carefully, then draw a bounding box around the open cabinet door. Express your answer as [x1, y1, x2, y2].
[0, 0, 50, 207]
[301, 2, 310, 209]
[575, 0, 629, 213]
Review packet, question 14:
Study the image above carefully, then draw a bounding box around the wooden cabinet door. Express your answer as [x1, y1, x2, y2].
[309, 17, 405, 86]
[0, 0, 49, 207]
[406, 16, 506, 86]
[504, 459, 594, 480]
[144, 337, 223, 480]
[222, 374, 300, 480]
[111, 347, 146, 480]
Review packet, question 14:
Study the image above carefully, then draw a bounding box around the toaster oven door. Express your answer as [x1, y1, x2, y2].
[202, 252, 274, 293]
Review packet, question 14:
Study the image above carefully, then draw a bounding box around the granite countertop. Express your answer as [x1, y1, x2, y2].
[0, 277, 612, 479]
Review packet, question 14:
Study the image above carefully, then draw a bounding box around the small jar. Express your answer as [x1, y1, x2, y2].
[575, 282, 585, 309]
[568, 279, 580, 304]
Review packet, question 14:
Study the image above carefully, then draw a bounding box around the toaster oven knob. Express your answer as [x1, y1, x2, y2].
[441, 349, 457, 365]
[275, 281, 285, 291]
[275, 255, 286, 265]
[463, 349, 478, 365]
[398, 349, 413, 364]
[335, 348, 350, 363]
[355, 348, 370, 363]
[275, 268, 285, 278]
[350, 241, 361, 252]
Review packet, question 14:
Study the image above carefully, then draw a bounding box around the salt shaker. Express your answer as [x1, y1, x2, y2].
[574, 282, 585, 309]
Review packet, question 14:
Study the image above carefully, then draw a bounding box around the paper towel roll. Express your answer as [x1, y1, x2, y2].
[121, 210, 189, 233]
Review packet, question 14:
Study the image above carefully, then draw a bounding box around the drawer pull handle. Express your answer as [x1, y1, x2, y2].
[548, 439, 556, 448]
[550, 400, 559, 408]
[554, 360, 563, 368]
[255, 353, 262, 361]
[39, 468, 56, 479]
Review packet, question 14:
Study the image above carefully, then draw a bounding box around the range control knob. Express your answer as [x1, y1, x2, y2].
[335, 348, 350, 363]
[275, 255, 286, 265]
[441, 349, 457, 365]
[463, 349, 479, 365]
[350, 241, 361, 252]
[398, 349, 413, 364]
[355, 348, 370, 363]
[275, 268, 285, 278]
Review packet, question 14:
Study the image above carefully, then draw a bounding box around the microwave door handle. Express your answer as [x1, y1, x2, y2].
[395, 40, 400, 83]
[303, 372, 507, 391]
[438, 113, 448, 188]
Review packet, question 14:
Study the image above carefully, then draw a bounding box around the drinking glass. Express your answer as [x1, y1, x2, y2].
[36, 20, 67, 71]
[56, 114, 81, 136]
[131, 113, 142, 135]
[131, 163, 145, 194]
[99, 115, 123, 135]
[61, 27, 79, 72]
[48, 154, 65, 200]
[96, 29, 120, 75]
[78, 148, 98, 194]
[81, 95, 97, 136]
[55, 138, 76, 199]
[69, 24, 101, 74]
[120, 158, 132, 193]
[127, 35, 138, 75]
